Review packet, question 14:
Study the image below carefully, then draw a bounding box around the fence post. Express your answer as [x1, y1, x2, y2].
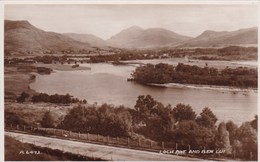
[62, 130, 64, 136]
[78, 132, 80, 138]
[188, 145, 191, 151]
[23, 125, 25, 131]
[17, 125, 19, 130]
[176, 143, 178, 150]
[127, 137, 130, 146]
[162, 142, 164, 150]
[138, 138, 141, 147]
[69, 131, 71, 137]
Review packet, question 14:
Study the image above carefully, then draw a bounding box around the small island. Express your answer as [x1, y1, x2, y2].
[131, 63, 257, 89]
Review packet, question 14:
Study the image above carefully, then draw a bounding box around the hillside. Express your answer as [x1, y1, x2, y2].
[4, 20, 92, 55]
[179, 27, 258, 48]
[64, 33, 108, 48]
[107, 26, 192, 49]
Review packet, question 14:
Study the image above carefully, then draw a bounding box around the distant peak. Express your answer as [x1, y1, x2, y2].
[125, 25, 143, 31]
[129, 25, 142, 29]
[197, 30, 227, 39]
[5, 20, 37, 31]
[201, 30, 217, 34]
[5, 19, 30, 24]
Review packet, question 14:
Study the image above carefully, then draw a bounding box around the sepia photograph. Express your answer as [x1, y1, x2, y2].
[2, 1, 258, 161]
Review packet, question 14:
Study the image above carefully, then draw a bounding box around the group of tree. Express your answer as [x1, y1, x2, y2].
[16, 92, 30, 103]
[36, 67, 52, 74]
[31, 93, 87, 104]
[131, 63, 257, 88]
[59, 104, 133, 137]
[132, 95, 257, 160]
[47, 94, 256, 160]
[11, 93, 258, 160]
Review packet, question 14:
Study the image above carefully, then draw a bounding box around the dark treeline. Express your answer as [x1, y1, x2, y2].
[5, 55, 81, 65]
[89, 46, 257, 63]
[131, 63, 257, 88]
[31, 93, 86, 104]
[4, 46, 257, 65]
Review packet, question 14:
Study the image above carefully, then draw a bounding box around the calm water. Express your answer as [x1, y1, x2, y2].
[30, 62, 258, 125]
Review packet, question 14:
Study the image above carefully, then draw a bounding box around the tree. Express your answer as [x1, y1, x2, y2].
[143, 103, 174, 140]
[250, 115, 257, 131]
[171, 120, 215, 149]
[214, 122, 232, 154]
[226, 121, 238, 145]
[17, 92, 29, 103]
[171, 120, 200, 147]
[5, 111, 28, 126]
[196, 107, 217, 128]
[134, 95, 158, 122]
[237, 122, 257, 160]
[172, 103, 196, 122]
[82, 99, 87, 104]
[41, 111, 55, 128]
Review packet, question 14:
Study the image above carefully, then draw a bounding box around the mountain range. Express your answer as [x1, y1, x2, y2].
[4, 20, 258, 54]
[64, 33, 107, 48]
[106, 26, 192, 49]
[4, 20, 92, 54]
[178, 27, 258, 48]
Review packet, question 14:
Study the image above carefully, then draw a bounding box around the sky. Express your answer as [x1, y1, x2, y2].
[4, 4, 258, 40]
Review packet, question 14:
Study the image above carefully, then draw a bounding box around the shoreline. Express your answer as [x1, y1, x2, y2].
[148, 83, 257, 93]
[123, 58, 258, 69]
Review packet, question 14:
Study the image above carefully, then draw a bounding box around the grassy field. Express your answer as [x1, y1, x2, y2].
[5, 101, 75, 126]
[4, 66, 36, 100]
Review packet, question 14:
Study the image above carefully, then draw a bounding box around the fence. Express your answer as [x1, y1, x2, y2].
[7, 124, 248, 160]
[5, 123, 257, 161]
[5, 124, 179, 152]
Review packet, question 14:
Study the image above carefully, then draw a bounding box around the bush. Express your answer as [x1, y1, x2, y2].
[41, 111, 55, 128]
[16, 92, 29, 103]
[60, 104, 133, 137]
